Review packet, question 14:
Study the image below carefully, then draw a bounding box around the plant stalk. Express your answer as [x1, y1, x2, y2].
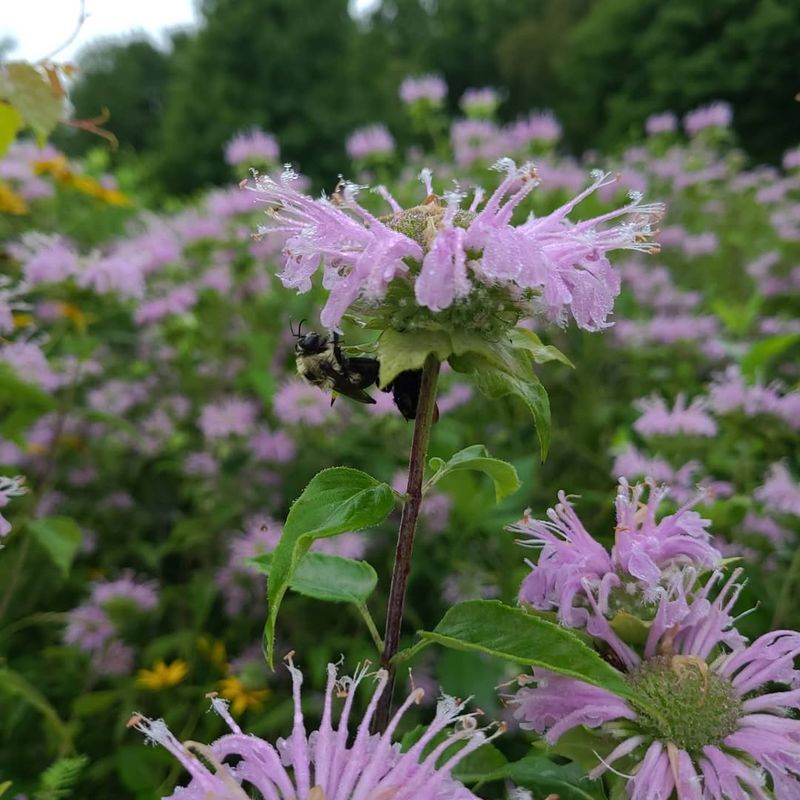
[373, 355, 440, 732]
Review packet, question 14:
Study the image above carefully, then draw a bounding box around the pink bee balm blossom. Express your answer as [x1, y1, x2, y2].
[512, 479, 721, 633]
[709, 365, 800, 430]
[645, 111, 678, 136]
[0, 475, 26, 537]
[784, 146, 800, 171]
[135, 286, 197, 325]
[273, 379, 335, 426]
[91, 639, 134, 677]
[512, 571, 800, 799]
[199, 397, 259, 440]
[0, 342, 62, 392]
[224, 128, 280, 166]
[90, 571, 159, 611]
[133, 658, 502, 800]
[255, 160, 664, 331]
[634, 394, 718, 437]
[183, 452, 219, 477]
[249, 427, 297, 463]
[683, 101, 733, 136]
[8, 233, 79, 286]
[346, 125, 395, 160]
[459, 87, 501, 115]
[755, 462, 800, 517]
[64, 604, 115, 652]
[399, 73, 447, 105]
[506, 111, 562, 148]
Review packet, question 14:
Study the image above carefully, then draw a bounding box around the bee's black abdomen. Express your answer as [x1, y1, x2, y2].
[385, 369, 423, 421]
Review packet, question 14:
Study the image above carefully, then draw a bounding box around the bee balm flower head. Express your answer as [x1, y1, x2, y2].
[133, 657, 503, 799]
[254, 160, 664, 335]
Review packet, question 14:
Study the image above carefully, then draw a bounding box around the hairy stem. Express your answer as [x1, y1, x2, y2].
[373, 355, 440, 732]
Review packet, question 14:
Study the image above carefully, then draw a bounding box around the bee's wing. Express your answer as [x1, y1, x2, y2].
[316, 357, 377, 405]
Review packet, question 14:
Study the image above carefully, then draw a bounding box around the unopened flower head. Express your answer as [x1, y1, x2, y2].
[254, 160, 664, 334]
[133, 657, 503, 799]
[511, 569, 800, 799]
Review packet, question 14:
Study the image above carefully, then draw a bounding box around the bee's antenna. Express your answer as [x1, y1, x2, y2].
[290, 319, 307, 338]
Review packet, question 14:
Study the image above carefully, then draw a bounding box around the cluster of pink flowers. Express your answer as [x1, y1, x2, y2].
[511, 479, 800, 797]
[345, 124, 395, 160]
[64, 572, 159, 676]
[255, 159, 664, 331]
[135, 657, 501, 800]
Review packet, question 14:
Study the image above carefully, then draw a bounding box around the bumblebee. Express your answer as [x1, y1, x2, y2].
[293, 321, 379, 405]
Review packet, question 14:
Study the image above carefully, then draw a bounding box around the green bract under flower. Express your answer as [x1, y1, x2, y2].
[627, 654, 742, 756]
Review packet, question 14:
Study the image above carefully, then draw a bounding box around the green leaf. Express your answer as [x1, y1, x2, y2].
[265, 467, 394, 666]
[0, 103, 23, 158]
[509, 327, 575, 368]
[3, 63, 64, 144]
[0, 780, 12, 798]
[470, 356, 551, 461]
[0, 667, 73, 754]
[740, 333, 800, 378]
[420, 600, 637, 703]
[544, 725, 619, 772]
[482, 753, 606, 799]
[452, 742, 509, 784]
[34, 755, 88, 800]
[71, 690, 119, 718]
[248, 551, 377, 604]
[428, 444, 521, 502]
[27, 517, 82, 578]
[377, 328, 453, 387]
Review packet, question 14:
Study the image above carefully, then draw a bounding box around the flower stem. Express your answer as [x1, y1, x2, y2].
[373, 355, 440, 732]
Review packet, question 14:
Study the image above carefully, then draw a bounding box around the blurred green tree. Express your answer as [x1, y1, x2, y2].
[155, 0, 357, 194]
[555, 0, 800, 161]
[56, 37, 172, 157]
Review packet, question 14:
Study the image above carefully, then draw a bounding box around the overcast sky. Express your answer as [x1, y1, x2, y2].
[2, 0, 379, 63]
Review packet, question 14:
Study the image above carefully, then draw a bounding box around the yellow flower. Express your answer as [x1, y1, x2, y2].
[218, 676, 271, 715]
[197, 636, 227, 672]
[12, 312, 34, 328]
[136, 659, 189, 691]
[33, 158, 129, 206]
[0, 181, 28, 215]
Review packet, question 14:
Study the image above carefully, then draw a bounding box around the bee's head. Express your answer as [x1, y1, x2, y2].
[291, 320, 328, 355]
